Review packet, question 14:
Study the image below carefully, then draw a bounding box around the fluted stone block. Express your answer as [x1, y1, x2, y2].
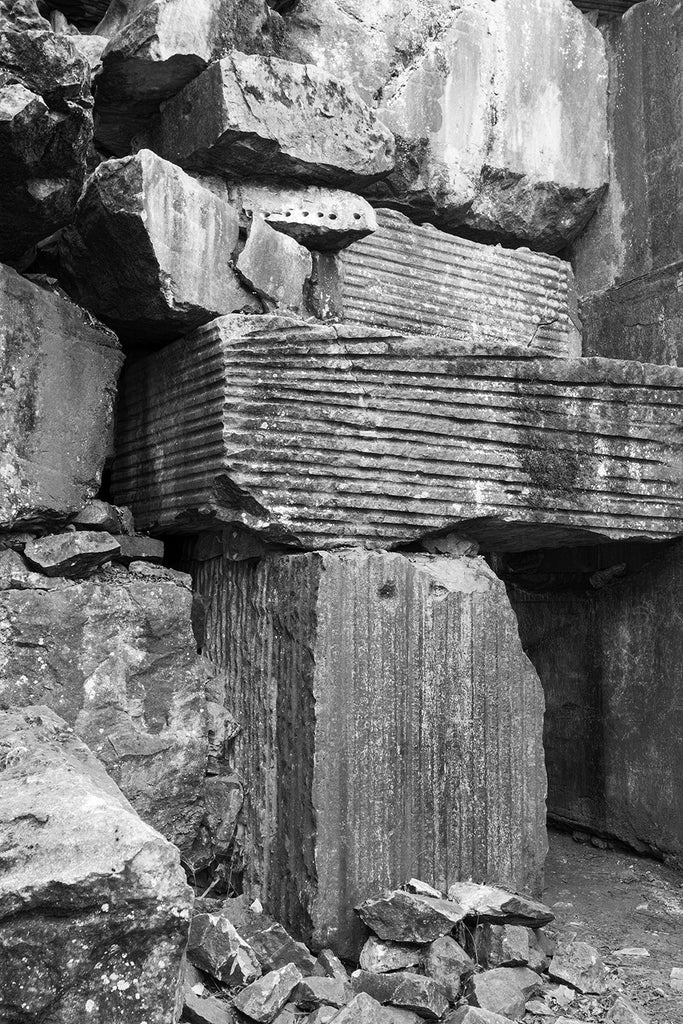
[337, 209, 581, 357]
[0, 266, 123, 530]
[94, 0, 284, 154]
[59, 149, 257, 343]
[510, 540, 683, 862]
[150, 52, 395, 189]
[111, 315, 683, 551]
[191, 548, 547, 956]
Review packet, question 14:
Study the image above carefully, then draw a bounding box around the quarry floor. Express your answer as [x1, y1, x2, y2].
[543, 830, 683, 1023]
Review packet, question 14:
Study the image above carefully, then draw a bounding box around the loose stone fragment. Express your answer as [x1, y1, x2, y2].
[447, 1008, 516, 1024]
[23, 530, 120, 578]
[308, 1008, 339, 1024]
[329, 993, 395, 1023]
[184, 985, 236, 1024]
[352, 971, 449, 1021]
[113, 534, 165, 565]
[188, 549, 546, 957]
[189, 773, 244, 870]
[357, 891, 464, 944]
[405, 880, 443, 899]
[338, 209, 581, 357]
[421, 935, 474, 1002]
[188, 912, 262, 985]
[446, 884, 554, 927]
[294, 976, 353, 1010]
[466, 967, 542, 1019]
[316, 948, 349, 981]
[152, 52, 395, 189]
[94, 0, 284, 154]
[233, 963, 303, 1023]
[0, 706, 192, 1024]
[0, 18, 93, 261]
[72, 498, 126, 533]
[236, 215, 312, 312]
[469, 924, 531, 969]
[0, 266, 122, 531]
[606, 997, 648, 1023]
[670, 967, 683, 992]
[359, 937, 423, 974]
[229, 182, 377, 251]
[548, 941, 607, 994]
[59, 149, 256, 343]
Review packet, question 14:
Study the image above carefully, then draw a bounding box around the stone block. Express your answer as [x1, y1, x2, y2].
[338, 209, 581, 356]
[0, 20, 93, 261]
[190, 548, 547, 957]
[0, 266, 123, 530]
[351, 970, 450, 1020]
[509, 540, 683, 862]
[111, 314, 683, 551]
[23, 530, 120, 577]
[365, 0, 607, 250]
[236, 214, 312, 313]
[59, 149, 257, 343]
[93, 0, 283, 153]
[228, 182, 377, 251]
[0, 563, 209, 852]
[0, 705, 192, 1023]
[151, 52, 394, 189]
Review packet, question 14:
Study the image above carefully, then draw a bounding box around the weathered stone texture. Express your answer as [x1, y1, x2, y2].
[59, 149, 257, 343]
[94, 0, 284, 154]
[338, 209, 581, 356]
[510, 541, 683, 862]
[0, 265, 123, 529]
[0, 706, 193, 1024]
[236, 214, 312, 313]
[0, 18, 93, 261]
[0, 564, 209, 853]
[111, 315, 683, 551]
[151, 52, 395, 188]
[192, 548, 547, 957]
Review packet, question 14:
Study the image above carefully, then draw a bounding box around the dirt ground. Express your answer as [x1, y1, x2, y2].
[541, 829, 683, 1024]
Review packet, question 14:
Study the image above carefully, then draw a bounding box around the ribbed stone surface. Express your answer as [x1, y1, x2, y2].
[572, 2, 639, 12]
[191, 549, 547, 957]
[339, 210, 581, 357]
[510, 540, 683, 861]
[0, 266, 123, 530]
[111, 315, 683, 552]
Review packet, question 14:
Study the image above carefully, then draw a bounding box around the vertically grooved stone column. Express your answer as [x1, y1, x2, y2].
[192, 547, 547, 957]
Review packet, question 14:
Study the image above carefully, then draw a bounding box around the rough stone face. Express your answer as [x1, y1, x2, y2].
[111, 315, 683, 551]
[72, 498, 131, 533]
[466, 967, 543, 1019]
[356, 891, 464, 944]
[0, 563, 209, 853]
[422, 936, 474, 1002]
[468, 924, 531, 969]
[23, 530, 120, 577]
[0, 265, 122, 530]
[449, 1006, 519, 1024]
[44, 0, 110, 29]
[190, 548, 547, 957]
[330, 993, 395, 1024]
[548, 941, 607, 994]
[0, 705, 193, 1024]
[228, 182, 377, 251]
[233, 964, 303, 1023]
[359, 937, 422, 974]
[446, 883, 554, 927]
[189, 772, 244, 870]
[364, 0, 607, 250]
[294, 977, 353, 1011]
[187, 911, 262, 985]
[0, 19, 93, 262]
[59, 150, 257, 343]
[236, 215, 312, 312]
[151, 52, 395, 189]
[351, 970, 450, 1021]
[94, 0, 284, 154]
[184, 985, 236, 1024]
[509, 540, 683, 861]
[338, 209, 581, 357]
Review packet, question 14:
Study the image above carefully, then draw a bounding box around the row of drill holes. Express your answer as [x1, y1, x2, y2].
[263, 210, 364, 221]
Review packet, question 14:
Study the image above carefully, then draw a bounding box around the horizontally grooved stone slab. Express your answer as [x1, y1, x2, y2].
[111, 315, 683, 552]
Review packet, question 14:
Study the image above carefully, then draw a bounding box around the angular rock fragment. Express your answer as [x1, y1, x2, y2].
[0, 266, 122, 530]
[338, 209, 581, 357]
[236, 215, 312, 312]
[0, 565, 209, 852]
[188, 548, 547, 956]
[72, 498, 129, 533]
[233, 963, 303, 1023]
[359, 937, 423, 974]
[94, 0, 284, 154]
[294, 976, 353, 1010]
[184, 985, 236, 1024]
[114, 534, 165, 565]
[421, 936, 473, 1002]
[329, 993, 394, 1023]
[405, 880, 443, 899]
[357, 891, 464, 944]
[468, 924, 531, 969]
[351, 970, 450, 1021]
[152, 52, 395, 189]
[308, 1008, 339, 1024]
[366, 0, 607, 250]
[0, 706, 192, 1024]
[466, 967, 542, 1019]
[23, 530, 120, 578]
[316, 948, 349, 981]
[548, 941, 607, 994]
[606, 997, 648, 1024]
[447, 1008, 514, 1024]
[0, 18, 93, 261]
[188, 911, 262, 985]
[111, 315, 683, 550]
[447, 883, 554, 927]
[189, 773, 244, 870]
[60, 150, 257, 343]
[229, 182, 377, 251]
